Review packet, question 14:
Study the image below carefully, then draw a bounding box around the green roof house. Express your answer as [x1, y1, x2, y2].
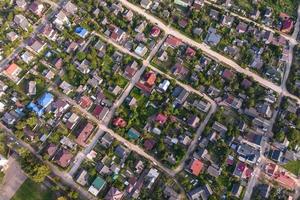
[88, 176, 106, 196]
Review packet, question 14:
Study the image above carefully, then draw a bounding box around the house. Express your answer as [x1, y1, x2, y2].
[171, 63, 188, 79]
[3, 63, 22, 82]
[113, 117, 127, 128]
[88, 176, 106, 196]
[144, 139, 156, 150]
[164, 186, 179, 200]
[40, 24, 57, 41]
[187, 115, 200, 128]
[187, 158, 203, 176]
[54, 148, 73, 168]
[188, 185, 213, 200]
[28, 81, 36, 96]
[233, 162, 252, 179]
[205, 27, 221, 46]
[115, 145, 127, 159]
[59, 81, 73, 95]
[75, 27, 89, 38]
[123, 10, 134, 21]
[79, 96, 92, 109]
[127, 128, 141, 140]
[74, 122, 94, 147]
[105, 187, 124, 200]
[212, 121, 227, 135]
[2, 111, 19, 125]
[134, 44, 148, 57]
[101, 133, 114, 148]
[64, 112, 80, 130]
[27, 92, 54, 116]
[280, 13, 294, 33]
[29, 39, 46, 54]
[221, 15, 234, 27]
[158, 80, 170, 92]
[224, 95, 243, 110]
[185, 47, 196, 57]
[155, 113, 167, 124]
[165, 36, 183, 48]
[270, 168, 296, 190]
[145, 168, 159, 189]
[46, 143, 58, 157]
[236, 22, 248, 33]
[192, 100, 211, 113]
[173, 87, 189, 105]
[76, 169, 89, 186]
[51, 99, 70, 118]
[16, 0, 27, 9]
[6, 31, 19, 42]
[63, 1, 78, 15]
[135, 21, 147, 33]
[14, 14, 30, 31]
[145, 72, 156, 86]
[174, 0, 193, 7]
[237, 143, 260, 164]
[21, 51, 34, 64]
[110, 26, 126, 42]
[150, 26, 161, 37]
[66, 41, 78, 53]
[270, 149, 283, 162]
[140, 0, 152, 9]
[231, 183, 243, 198]
[53, 11, 69, 29]
[29, 1, 44, 16]
[222, 69, 234, 80]
[207, 164, 221, 178]
[209, 9, 219, 20]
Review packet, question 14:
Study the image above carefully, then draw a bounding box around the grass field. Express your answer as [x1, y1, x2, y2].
[283, 160, 300, 176]
[12, 179, 57, 200]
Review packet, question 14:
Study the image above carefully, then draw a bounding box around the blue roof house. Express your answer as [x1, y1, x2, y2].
[28, 92, 54, 116]
[75, 27, 89, 38]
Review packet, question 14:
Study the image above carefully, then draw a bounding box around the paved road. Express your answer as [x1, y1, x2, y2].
[68, 33, 166, 177]
[204, 0, 298, 45]
[118, 0, 300, 104]
[0, 156, 27, 200]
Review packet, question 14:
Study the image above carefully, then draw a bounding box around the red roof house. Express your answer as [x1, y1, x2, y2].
[189, 159, 203, 176]
[79, 96, 92, 109]
[222, 69, 234, 80]
[75, 122, 94, 147]
[113, 117, 127, 128]
[155, 113, 167, 124]
[150, 26, 161, 37]
[281, 18, 294, 33]
[165, 36, 183, 48]
[55, 149, 73, 168]
[185, 47, 196, 57]
[145, 72, 156, 86]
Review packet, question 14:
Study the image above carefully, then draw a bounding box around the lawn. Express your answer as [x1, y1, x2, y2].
[283, 160, 300, 176]
[12, 179, 57, 200]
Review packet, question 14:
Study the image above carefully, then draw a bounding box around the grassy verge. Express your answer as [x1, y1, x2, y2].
[283, 160, 300, 176]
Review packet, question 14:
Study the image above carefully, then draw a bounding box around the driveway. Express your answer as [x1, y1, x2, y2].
[0, 156, 27, 200]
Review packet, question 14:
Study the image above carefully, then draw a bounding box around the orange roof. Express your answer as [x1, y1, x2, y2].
[190, 159, 203, 176]
[275, 172, 296, 190]
[145, 72, 156, 86]
[5, 63, 20, 76]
